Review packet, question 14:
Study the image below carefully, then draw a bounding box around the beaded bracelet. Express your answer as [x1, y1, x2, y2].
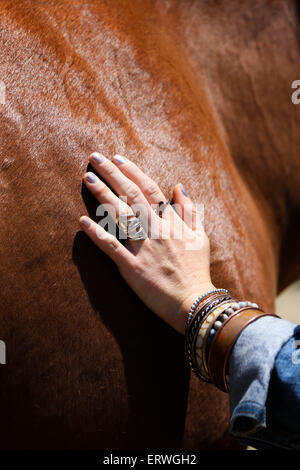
[205, 300, 258, 362]
[184, 294, 231, 382]
[185, 288, 230, 330]
[194, 300, 253, 378]
[194, 301, 236, 381]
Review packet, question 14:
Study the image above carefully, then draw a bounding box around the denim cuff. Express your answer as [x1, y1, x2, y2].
[228, 316, 296, 437]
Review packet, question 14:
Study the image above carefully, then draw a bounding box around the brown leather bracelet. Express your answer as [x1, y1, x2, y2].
[207, 308, 280, 393]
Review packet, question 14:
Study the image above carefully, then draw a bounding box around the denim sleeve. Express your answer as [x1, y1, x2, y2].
[227, 316, 300, 450]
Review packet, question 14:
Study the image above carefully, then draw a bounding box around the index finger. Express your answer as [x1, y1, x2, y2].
[111, 154, 167, 207]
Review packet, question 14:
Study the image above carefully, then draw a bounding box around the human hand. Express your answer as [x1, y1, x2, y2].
[79, 153, 214, 335]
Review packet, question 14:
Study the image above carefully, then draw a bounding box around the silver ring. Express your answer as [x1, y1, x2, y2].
[155, 201, 169, 217]
[117, 214, 147, 240]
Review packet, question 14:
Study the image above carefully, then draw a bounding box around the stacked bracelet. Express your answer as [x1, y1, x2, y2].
[191, 299, 256, 379]
[184, 290, 280, 393]
[185, 288, 230, 330]
[184, 293, 231, 382]
[194, 301, 236, 380]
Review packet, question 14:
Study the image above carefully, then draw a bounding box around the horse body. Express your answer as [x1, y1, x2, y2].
[0, 0, 299, 449]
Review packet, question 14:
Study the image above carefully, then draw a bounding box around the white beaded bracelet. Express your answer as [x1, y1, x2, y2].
[208, 300, 259, 338]
[186, 288, 230, 329]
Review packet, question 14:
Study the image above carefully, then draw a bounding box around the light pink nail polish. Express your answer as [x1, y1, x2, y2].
[113, 154, 125, 164]
[80, 217, 91, 228]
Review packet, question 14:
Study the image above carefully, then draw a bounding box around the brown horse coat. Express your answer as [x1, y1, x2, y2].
[0, 0, 299, 449]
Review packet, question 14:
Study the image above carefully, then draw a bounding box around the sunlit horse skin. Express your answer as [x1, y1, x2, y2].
[0, 0, 299, 449]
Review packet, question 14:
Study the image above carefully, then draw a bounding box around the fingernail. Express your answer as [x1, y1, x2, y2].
[85, 172, 98, 183]
[180, 183, 188, 197]
[80, 216, 91, 228]
[113, 154, 125, 164]
[91, 152, 104, 164]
